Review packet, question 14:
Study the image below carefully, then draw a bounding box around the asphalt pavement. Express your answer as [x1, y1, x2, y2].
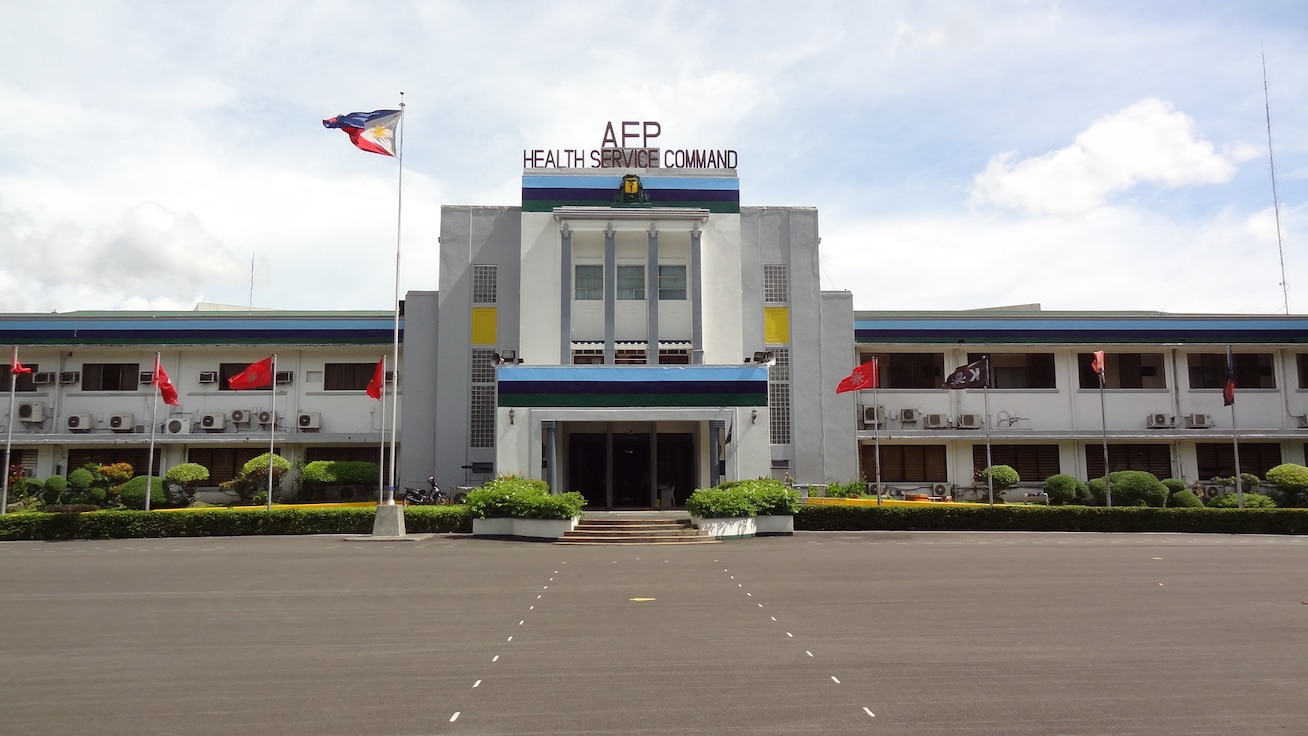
[1, 530, 1304, 735]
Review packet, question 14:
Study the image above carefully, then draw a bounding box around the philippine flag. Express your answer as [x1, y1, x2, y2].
[322, 109, 401, 157]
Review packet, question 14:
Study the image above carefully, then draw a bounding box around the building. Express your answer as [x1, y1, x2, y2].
[5, 129, 1308, 504]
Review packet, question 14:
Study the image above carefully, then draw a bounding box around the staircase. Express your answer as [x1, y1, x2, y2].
[556, 515, 719, 545]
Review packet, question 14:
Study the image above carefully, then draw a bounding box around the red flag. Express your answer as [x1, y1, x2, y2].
[9, 347, 31, 375]
[1090, 350, 1105, 377]
[365, 358, 385, 400]
[1223, 347, 1235, 406]
[836, 359, 878, 394]
[153, 356, 180, 406]
[228, 356, 273, 390]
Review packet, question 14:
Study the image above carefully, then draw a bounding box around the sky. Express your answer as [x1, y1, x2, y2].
[1, 1, 1305, 316]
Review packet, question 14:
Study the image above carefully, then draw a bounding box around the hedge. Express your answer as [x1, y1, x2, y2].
[793, 504, 1307, 534]
[0, 505, 473, 541]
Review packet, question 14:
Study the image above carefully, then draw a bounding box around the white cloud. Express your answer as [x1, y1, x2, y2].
[970, 98, 1257, 216]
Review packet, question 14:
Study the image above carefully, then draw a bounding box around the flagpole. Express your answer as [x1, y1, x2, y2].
[872, 358, 882, 506]
[267, 354, 277, 511]
[1228, 346, 1243, 509]
[378, 355, 387, 505]
[386, 93, 405, 506]
[145, 352, 161, 512]
[982, 355, 994, 505]
[1098, 367, 1112, 508]
[2, 366, 16, 517]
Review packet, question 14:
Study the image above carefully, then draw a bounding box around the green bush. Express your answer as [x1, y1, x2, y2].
[118, 476, 167, 510]
[463, 475, 584, 520]
[1089, 471, 1168, 507]
[977, 465, 1020, 490]
[825, 479, 867, 499]
[163, 463, 209, 506]
[685, 486, 757, 518]
[1169, 489, 1204, 508]
[68, 468, 94, 491]
[1265, 463, 1308, 508]
[1207, 492, 1276, 508]
[1042, 474, 1087, 506]
[301, 460, 378, 485]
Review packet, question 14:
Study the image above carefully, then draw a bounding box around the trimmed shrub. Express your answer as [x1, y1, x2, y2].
[163, 463, 209, 506]
[464, 475, 584, 520]
[1265, 463, 1308, 508]
[977, 465, 1020, 491]
[825, 479, 867, 499]
[118, 476, 166, 510]
[1042, 474, 1087, 506]
[301, 460, 378, 485]
[1169, 489, 1204, 508]
[1089, 471, 1168, 507]
[685, 486, 757, 518]
[1207, 492, 1276, 509]
[99, 462, 134, 485]
[68, 468, 95, 492]
[43, 475, 68, 496]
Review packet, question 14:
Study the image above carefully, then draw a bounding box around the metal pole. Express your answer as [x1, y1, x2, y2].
[2, 369, 16, 516]
[873, 360, 882, 506]
[386, 93, 405, 506]
[1231, 401, 1243, 509]
[267, 354, 277, 511]
[378, 354, 387, 505]
[983, 356, 994, 505]
[1099, 370, 1112, 507]
[144, 352, 160, 512]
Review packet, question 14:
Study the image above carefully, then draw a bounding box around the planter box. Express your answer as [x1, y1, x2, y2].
[690, 516, 756, 540]
[472, 516, 580, 540]
[754, 514, 794, 536]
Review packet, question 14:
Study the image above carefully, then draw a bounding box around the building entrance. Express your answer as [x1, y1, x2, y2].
[564, 430, 696, 509]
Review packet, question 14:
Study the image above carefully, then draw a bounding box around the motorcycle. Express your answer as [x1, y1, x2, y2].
[403, 476, 449, 505]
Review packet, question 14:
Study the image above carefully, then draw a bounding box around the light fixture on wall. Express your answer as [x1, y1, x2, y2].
[751, 408, 758, 424]
[491, 350, 523, 366]
[509, 408, 516, 425]
[749, 350, 776, 367]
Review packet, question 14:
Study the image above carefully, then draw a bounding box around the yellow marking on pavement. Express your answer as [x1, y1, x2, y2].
[630, 597, 656, 602]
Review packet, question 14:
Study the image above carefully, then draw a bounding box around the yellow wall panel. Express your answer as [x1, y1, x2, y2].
[764, 307, 790, 345]
[471, 307, 498, 345]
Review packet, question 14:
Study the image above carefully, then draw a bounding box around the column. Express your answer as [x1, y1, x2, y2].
[542, 420, 558, 494]
[559, 224, 572, 365]
[690, 224, 703, 364]
[709, 419, 724, 488]
[604, 224, 616, 364]
[646, 224, 659, 365]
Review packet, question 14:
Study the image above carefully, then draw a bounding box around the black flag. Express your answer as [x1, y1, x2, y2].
[944, 359, 988, 389]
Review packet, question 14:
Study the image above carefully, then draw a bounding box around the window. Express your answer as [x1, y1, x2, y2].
[1188, 352, 1274, 390]
[324, 363, 387, 391]
[187, 447, 277, 485]
[1084, 444, 1171, 479]
[658, 349, 690, 364]
[80, 363, 140, 391]
[858, 352, 943, 389]
[658, 265, 687, 300]
[469, 349, 495, 448]
[1, 364, 38, 392]
[763, 264, 788, 303]
[218, 363, 270, 391]
[862, 444, 947, 482]
[968, 353, 1055, 389]
[768, 348, 791, 445]
[1196, 442, 1281, 480]
[575, 265, 602, 300]
[472, 265, 498, 304]
[1298, 354, 1308, 389]
[615, 349, 646, 365]
[973, 445, 1060, 482]
[1077, 352, 1166, 389]
[68, 448, 162, 478]
[572, 349, 604, 365]
[617, 265, 645, 300]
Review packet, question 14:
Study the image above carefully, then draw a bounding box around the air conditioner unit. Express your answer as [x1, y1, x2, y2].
[230, 408, 253, 425]
[32, 372, 55, 385]
[900, 407, 919, 423]
[139, 371, 153, 385]
[65, 413, 93, 431]
[1198, 483, 1226, 499]
[1146, 413, 1174, 429]
[1185, 413, 1213, 429]
[59, 371, 80, 385]
[257, 410, 277, 426]
[931, 482, 953, 496]
[297, 411, 321, 431]
[1297, 414, 1308, 429]
[198, 371, 218, 384]
[164, 417, 191, 435]
[923, 413, 950, 429]
[861, 405, 884, 427]
[17, 402, 44, 422]
[275, 371, 293, 385]
[957, 413, 984, 429]
[199, 412, 226, 431]
[108, 413, 135, 432]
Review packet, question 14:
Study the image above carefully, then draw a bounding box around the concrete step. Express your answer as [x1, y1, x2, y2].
[556, 517, 718, 545]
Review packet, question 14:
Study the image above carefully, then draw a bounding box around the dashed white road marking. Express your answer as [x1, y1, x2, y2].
[450, 712, 460, 722]
[831, 676, 841, 684]
[492, 655, 499, 662]
[864, 707, 876, 717]
[473, 680, 481, 688]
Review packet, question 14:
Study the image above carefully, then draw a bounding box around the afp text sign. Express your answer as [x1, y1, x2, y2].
[523, 121, 738, 170]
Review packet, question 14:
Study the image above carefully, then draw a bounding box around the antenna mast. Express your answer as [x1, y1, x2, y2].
[1262, 50, 1289, 314]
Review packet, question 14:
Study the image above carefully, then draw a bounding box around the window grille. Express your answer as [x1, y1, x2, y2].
[469, 349, 496, 448]
[472, 265, 497, 304]
[768, 347, 791, 444]
[658, 265, 687, 300]
[575, 265, 602, 300]
[763, 264, 788, 303]
[617, 265, 645, 300]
